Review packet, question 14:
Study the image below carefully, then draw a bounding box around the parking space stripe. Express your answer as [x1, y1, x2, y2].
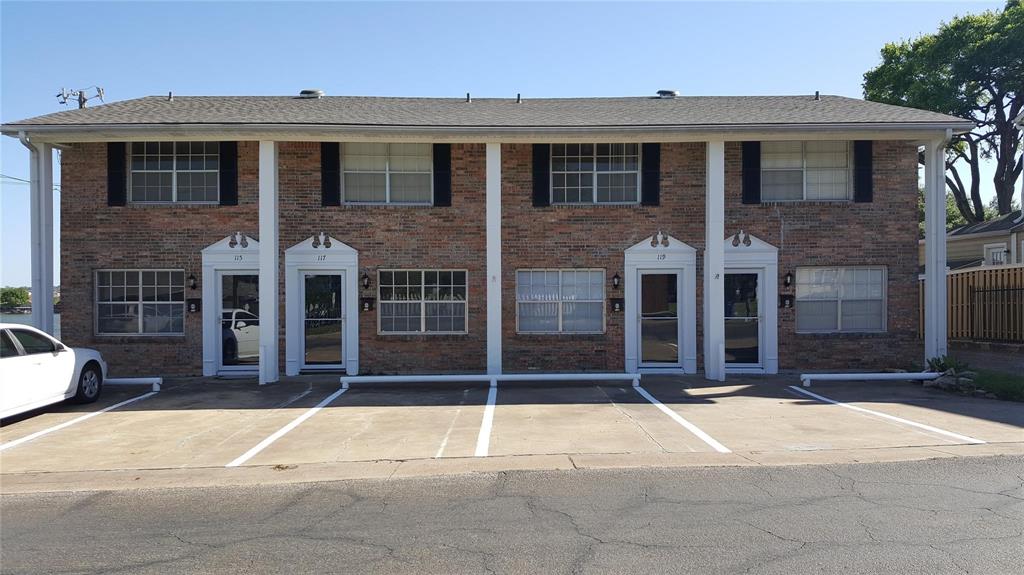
[474, 380, 498, 457]
[0, 391, 159, 453]
[225, 384, 350, 468]
[633, 385, 731, 453]
[788, 386, 987, 445]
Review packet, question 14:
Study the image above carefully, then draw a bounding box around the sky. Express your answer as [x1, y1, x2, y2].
[0, 0, 1007, 287]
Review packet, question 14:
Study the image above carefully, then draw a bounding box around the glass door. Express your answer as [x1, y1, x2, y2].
[639, 271, 681, 366]
[219, 273, 260, 370]
[724, 272, 761, 367]
[302, 272, 344, 369]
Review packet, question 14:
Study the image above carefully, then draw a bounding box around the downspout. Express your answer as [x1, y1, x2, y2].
[17, 131, 43, 325]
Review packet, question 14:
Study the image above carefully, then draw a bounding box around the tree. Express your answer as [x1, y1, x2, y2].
[917, 190, 969, 237]
[864, 0, 1023, 223]
[1, 287, 30, 308]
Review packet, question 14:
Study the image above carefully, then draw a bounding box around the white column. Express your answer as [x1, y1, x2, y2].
[703, 141, 726, 381]
[486, 142, 502, 375]
[923, 139, 948, 361]
[28, 143, 55, 335]
[258, 141, 280, 383]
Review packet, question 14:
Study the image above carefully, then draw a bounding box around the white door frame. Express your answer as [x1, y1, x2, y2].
[285, 234, 359, 376]
[637, 269, 686, 370]
[624, 232, 697, 374]
[201, 233, 260, 376]
[215, 269, 261, 373]
[298, 270, 346, 372]
[723, 232, 778, 374]
[723, 267, 764, 371]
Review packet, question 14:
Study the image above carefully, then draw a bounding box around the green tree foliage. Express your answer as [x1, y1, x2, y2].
[0, 287, 31, 308]
[865, 0, 1023, 223]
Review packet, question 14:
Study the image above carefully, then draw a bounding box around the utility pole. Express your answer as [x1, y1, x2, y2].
[56, 86, 105, 109]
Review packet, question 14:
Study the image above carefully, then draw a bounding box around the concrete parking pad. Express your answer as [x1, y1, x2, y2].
[242, 384, 489, 466]
[0, 380, 338, 473]
[636, 376, 1003, 453]
[487, 383, 718, 456]
[0, 386, 145, 444]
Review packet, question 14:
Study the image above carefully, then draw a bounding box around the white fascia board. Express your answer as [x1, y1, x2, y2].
[2, 122, 973, 144]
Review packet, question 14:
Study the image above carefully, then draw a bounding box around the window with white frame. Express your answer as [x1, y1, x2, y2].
[795, 267, 886, 333]
[378, 270, 467, 333]
[551, 144, 640, 204]
[129, 142, 219, 203]
[761, 141, 852, 201]
[983, 243, 1008, 265]
[342, 143, 432, 204]
[95, 270, 185, 335]
[516, 269, 605, 333]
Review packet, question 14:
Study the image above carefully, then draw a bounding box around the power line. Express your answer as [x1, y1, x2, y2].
[0, 173, 62, 191]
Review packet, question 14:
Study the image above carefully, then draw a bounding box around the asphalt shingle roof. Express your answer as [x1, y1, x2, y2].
[3, 94, 970, 129]
[949, 210, 1024, 236]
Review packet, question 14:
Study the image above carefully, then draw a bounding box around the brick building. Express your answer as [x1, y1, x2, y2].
[2, 91, 969, 380]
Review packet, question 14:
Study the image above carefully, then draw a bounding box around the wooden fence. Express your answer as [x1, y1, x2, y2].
[919, 264, 1024, 343]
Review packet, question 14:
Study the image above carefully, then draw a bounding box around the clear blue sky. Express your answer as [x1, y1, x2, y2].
[0, 0, 1005, 287]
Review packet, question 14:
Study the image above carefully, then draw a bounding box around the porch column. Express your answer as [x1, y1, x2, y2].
[28, 142, 55, 335]
[923, 138, 948, 362]
[485, 142, 502, 375]
[703, 140, 726, 381]
[258, 141, 280, 384]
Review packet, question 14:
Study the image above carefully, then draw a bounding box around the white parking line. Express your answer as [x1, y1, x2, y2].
[633, 384, 731, 453]
[474, 380, 498, 457]
[435, 389, 470, 459]
[788, 385, 987, 445]
[225, 384, 350, 468]
[0, 391, 159, 453]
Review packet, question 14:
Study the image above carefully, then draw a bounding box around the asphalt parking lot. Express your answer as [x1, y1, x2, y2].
[1, 374, 1022, 485]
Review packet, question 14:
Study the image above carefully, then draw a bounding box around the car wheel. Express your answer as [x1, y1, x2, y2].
[73, 363, 103, 404]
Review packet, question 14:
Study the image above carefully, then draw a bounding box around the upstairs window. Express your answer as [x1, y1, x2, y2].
[761, 141, 851, 201]
[342, 143, 433, 204]
[551, 144, 640, 204]
[130, 142, 219, 203]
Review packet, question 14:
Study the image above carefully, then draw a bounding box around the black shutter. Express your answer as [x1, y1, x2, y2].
[321, 142, 340, 206]
[219, 141, 238, 206]
[107, 142, 127, 206]
[640, 143, 661, 206]
[532, 144, 550, 207]
[741, 141, 761, 205]
[432, 143, 452, 206]
[853, 140, 873, 203]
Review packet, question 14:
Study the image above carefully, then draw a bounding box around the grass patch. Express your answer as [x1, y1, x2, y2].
[972, 369, 1024, 402]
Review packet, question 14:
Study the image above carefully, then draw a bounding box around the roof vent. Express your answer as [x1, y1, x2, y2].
[298, 89, 325, 99]
[656, 89, 679, 99]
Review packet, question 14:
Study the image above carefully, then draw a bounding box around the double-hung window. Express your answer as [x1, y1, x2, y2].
[795, 267, 886, 333]
[378, 270, 467, 334]
[761, 141, 851, 201]
[95, 270, 185, 335]
[342, 143, 433, 204]
[551, 144, 640, 204]
[129, 142, 219, 203]
[516, 270, 605, 333]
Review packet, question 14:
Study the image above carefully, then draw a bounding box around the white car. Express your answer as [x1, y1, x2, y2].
[0, 323, 108, 419]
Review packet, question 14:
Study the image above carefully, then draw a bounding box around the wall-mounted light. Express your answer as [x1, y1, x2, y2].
[612, 273, 621, 289]
[361, 272, 371, 290]
[188, 274, 197, 290]
[784, 272, 793, 287]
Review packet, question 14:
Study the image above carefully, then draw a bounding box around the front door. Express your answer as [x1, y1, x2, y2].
[724, 271, 761, 368]
[301, 272, 345, 370]
[218, 272, 260, 371]
[639, 271, 682, 367]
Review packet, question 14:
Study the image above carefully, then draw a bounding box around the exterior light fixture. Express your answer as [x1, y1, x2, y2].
[612, 273, 621, 289]
[784, 272, 793, 287]
[361, 272, 371, 290]
[188, 274, 197, 290]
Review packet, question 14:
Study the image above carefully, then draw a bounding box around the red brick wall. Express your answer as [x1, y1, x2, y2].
[59, 142, 258, 376]
[276, 142, 487, 374]
[58, 139, 920, 377]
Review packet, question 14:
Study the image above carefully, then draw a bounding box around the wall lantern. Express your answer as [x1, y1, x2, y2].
[612, 273, 621, 289]
[361, 272, 371, 290]
[783, 272, 794, 288]
[187, 274, 198, 290]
